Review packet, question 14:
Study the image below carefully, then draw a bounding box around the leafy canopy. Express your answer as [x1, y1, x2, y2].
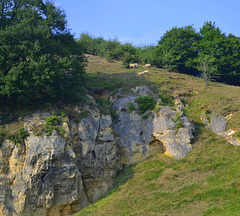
[154, 25, 200, 75]
[0, 0, 86, 105]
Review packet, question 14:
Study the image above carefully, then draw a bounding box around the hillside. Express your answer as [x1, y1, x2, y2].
[84, 55, 239, 140]
[75, 55, 240, 216]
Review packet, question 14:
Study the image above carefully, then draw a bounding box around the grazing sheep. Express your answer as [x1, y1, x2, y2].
[143, 64, 151, 68]
[137, 72, 145, 76]
[129, 63, 138, 69]
[129, 63, 135, 68]
[137, 70, 150, 76]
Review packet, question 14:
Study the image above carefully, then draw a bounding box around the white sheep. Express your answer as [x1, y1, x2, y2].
[129, 63, 138, 69]
[137, 72, 145, 76]
[143, 70, 149, 75]
[137, 70, 150, 76]
[143, 64, 151, 68]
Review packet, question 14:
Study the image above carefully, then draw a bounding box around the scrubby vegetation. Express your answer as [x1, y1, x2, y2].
[158, 89, 175, 106]
[0, 125, 29, 145]
[135, 96, 156, 115]
[1, 1, 239, 109]
[128, 102, 136, 112]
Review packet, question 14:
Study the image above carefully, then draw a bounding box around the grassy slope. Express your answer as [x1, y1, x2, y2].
[76, 55, 240, 216]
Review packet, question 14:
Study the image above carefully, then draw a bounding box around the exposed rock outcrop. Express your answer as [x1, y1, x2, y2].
[0, 108, 121, 216]
[0, 87, 194, 215]
[112, 87, 194, 163]
[201, 113, 240, 146]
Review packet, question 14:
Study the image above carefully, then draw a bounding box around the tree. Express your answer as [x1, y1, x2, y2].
[0, 0, 86, 104]
[120, 43, 139, 68]
[195, 54, 216, 88]
[197, 21, 240, 85]
[137, 45, 156, 65]
[154, 25, 200, 75]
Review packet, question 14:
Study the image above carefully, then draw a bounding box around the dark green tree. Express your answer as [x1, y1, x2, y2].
[137, 45, 156, 65]
[154, 25, 200, 74]
[77, 33, 140, 67]
[197, 21, 240, 85]
[0, 0, 86, 104]
[120, 43, 139, 68]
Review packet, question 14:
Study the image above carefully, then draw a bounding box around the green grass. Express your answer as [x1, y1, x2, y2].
[85, 55, 154, 96]
[75, 55, 240, 215]
[76, 131, 240, 216]
[85, 55, 240, 132]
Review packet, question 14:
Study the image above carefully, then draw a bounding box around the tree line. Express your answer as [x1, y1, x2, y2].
[79, 22, 240, 86]
[77, 33, 155, 68]
[0, 1, 239, 107]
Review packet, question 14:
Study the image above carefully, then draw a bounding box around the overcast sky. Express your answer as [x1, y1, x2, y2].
[54, 0, 240, 46]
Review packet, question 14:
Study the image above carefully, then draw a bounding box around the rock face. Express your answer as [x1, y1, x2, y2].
[0, 87, 194, 215]
[201, 113, 240, 146]
[0, 109, 121, 216]
[112, 87, 194, 163]
[209, 115, 227, 134]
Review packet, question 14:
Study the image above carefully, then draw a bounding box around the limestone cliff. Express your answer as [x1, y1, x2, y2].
[0, 87, 194, 216]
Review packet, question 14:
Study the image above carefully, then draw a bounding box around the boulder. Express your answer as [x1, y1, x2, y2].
[209, 115, 227, 134]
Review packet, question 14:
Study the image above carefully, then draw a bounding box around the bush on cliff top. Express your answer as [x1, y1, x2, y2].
[135, 96, 156, 114]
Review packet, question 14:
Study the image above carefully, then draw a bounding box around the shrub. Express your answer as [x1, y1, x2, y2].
[96, 98, 110, 114]
[128, 102, 136, 112]
[6, 127, 29, 144]
[159, 90, 174, 106]
[0, 114, 9, 123]
[135, 96, 156, 115]
[80, 110, 91, 119]
[109, 106, 118, 121]
[205, 109, 212, 114]
[176, 121, 184, 129]
[172, 112, 181, 123]
[57, 110, 66, 118]
[43, 126, 56, 136]
[236, 131, 240, 139]
[59, 128, 66, 137]
[45, 115, 58, 126]
[205, 115, 211, 123]
[142, 113, 150, 120]
[18, 127, 29, 140]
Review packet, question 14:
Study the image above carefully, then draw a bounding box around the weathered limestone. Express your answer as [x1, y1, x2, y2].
[201, 112, 240, 146]
[209, 115, 227, 134]
[112, 87, 194, 163]
[0, 109, 121, 215]
[0, 87, 194, 215]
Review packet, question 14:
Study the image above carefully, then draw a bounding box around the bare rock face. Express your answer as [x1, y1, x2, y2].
[112, 87, 194, 164]
[201, 113, 240, 146]
[0, 108, 121, 216]
[0, 87, 194, 215]
[209, 115, 227, 135]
